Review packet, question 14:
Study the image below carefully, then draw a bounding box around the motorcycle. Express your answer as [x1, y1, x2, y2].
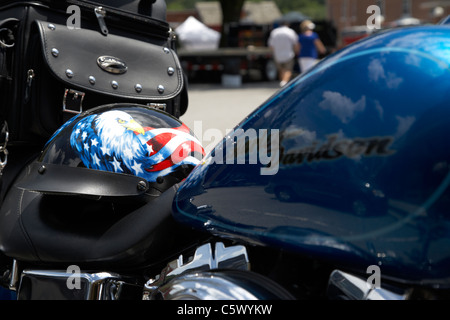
[0, 2, 450, 301]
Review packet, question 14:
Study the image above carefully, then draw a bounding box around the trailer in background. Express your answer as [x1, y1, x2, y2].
[177, 20, 337, 85]
[178, 45, 277, 84]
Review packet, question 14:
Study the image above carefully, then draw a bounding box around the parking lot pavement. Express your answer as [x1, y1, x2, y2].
[181, 81, 281, 154]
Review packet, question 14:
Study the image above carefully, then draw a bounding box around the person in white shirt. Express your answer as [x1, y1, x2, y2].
[268, 22, 300, 87]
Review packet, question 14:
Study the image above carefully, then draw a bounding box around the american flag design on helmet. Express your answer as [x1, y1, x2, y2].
[70, 110, 205, 182]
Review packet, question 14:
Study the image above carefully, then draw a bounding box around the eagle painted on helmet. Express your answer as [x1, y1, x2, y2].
[69, 110, 204, 182]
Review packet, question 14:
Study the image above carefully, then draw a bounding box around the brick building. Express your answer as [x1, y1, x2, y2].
[167, 1, 281, 30]
[327, 0, 450, 47]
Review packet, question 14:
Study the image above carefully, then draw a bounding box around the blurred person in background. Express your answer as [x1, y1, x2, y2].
[268, 22, 300, 87]
[298, 20, 326, 73]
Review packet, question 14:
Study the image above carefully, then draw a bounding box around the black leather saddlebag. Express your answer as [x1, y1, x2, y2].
[27, 19, 186, 141]
[0, 1, 188, 203]
[0, 0, 187, 147]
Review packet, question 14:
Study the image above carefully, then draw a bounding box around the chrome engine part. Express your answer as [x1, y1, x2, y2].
[11, 242, 294, 300]
[327, 269, 410, 300]
[17, 268, 141, 300]
[143, 242, 294, 300]
[143, 242, 250, 300]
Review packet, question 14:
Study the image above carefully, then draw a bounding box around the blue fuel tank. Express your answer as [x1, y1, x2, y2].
[173, 26, 450, 285]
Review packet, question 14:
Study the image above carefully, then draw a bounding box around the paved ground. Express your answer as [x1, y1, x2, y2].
[180, 81, 281, 154]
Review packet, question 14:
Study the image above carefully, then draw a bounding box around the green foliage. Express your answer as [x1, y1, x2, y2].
[166, 0, 326, 20]
[166, 0, 200, 10]
[276, 0, 326, 20]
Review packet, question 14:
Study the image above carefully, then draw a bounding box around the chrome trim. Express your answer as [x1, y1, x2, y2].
[147, 103, 166, 111]
[0, 122, 9, 174]
[327, 270, 409, 300]
[94, 7, 109, 35]
[8, 260, 19, 291]
[65, 69, 74, 78]
[157, 85, 165, 94]
[0, 28, 14, 48]
[19, 269, 124, 300]
[155, 272, 259, 300]
[0, 147, 7, 173]
[143, 242, 249, 300]
[97, 56, 127, 74]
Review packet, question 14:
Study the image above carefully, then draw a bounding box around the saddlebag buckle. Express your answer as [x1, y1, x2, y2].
[147, 103, 167, 112]
[63, 89, 85, 114]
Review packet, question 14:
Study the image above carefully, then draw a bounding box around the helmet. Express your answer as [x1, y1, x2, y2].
[25, 103, 205, 197]
[0, 104, 205, 265]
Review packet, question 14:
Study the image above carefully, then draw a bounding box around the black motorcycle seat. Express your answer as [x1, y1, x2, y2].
[0, 169, 195, 267]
